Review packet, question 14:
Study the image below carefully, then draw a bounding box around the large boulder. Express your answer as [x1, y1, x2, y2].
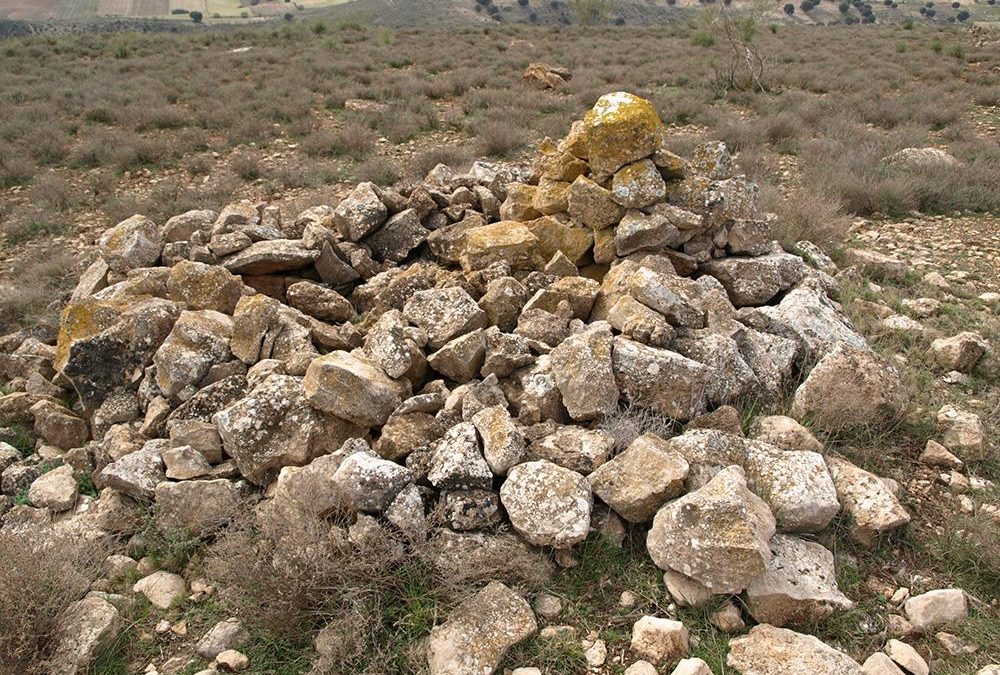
[426, 581, 536, 675]
[727, 624, 865, 675]
[647, 466, 776, 594]
[403, 286, 489, 350]
[745, 535, 853, 627]
[587, 434, 688, 523]
[98, 215, 162, 273]
[500, 460, 592, 549]
[792, 345, 906, 432]
[55, 296, 179, 409]
[215, 373, 363, 485]
[154, 479, 244, 535]
[153, 310, 234, 401]
[303, 351, 404, 428]
[737, 286, 867, 363]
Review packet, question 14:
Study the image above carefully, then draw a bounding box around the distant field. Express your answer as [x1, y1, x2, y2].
[0, 0, 352, 20]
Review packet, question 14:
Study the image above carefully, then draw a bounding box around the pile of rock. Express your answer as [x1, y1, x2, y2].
[1, 92, 977, 675]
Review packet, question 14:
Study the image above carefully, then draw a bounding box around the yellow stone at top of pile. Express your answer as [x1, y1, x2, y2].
[576, 91, 667, 181]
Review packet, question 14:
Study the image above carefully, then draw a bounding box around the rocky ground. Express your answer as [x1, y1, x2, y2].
[0, 92, 996, 675]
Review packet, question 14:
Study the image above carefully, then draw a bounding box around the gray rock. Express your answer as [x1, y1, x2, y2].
[334, 182, 389, 241]
[500, 460, 592, 549]
[154, 479, 243, 535]
[428, 422, 492, 490]
[286, 282, 355, 323]
[49, 595, 121, 675]
[612, 337, 710, 422]
[528, 426, 615, 475]
[701, 253, 807, 307]
[334, 446, 413, 513]
[221, 239, 320, 275]
[404, 286, 489, 351]
[98, 215, 162, 273]
[196, 619, 249, 661]
[549, 322, 618, 421]
[98, 445, 165, 500]
[28, 464, 79, 512]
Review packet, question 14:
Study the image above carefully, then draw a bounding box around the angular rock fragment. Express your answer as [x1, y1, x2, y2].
[745, 534, 853, 627]
[630, 616, 690, 667]
[334, 182, 388, 241]
[646, 466, 775, 594]
[549, 322, 618, 421]
[154, 479, 243, 534]
[98, 215, 162, 273]
[403, 286, 489, 350]
[612, 337, 710, 422]
[426, 581, 536, 675]
[727, 624, 865, 675]
[303, 352, 403, 428]
[221, 240, 320, 275]
[825, 455, 910, 546]
[904, 589, 968, 632]
[588, 434, 688, 523]
[701, 253, 806, 307]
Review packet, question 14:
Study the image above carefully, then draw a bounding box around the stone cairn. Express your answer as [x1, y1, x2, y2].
[1, 92, 928, 674]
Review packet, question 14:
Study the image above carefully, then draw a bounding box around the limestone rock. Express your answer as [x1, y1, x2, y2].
[426, 581, 536, 675]
[196, 619, 249, 661]
[918, 439, 962, 469]
[153, 310, 234, 400]
[743, 442, 840, 534]
[365, 208, 429, 263]
[28, 464, 78, 512]
[567, 175, 625, 230]
[528, 426, 615, 474]
[334, 446, 413, 513]
[221, 240, 320, 275]
[404, 286, 489, 350]
[630, 616, 690, 667]
[427, 422, 492, 491]
[585, 91, 666, 180]
[615, 210, 681, 256]
[472, 406, 525, 476]
[884, 640, 928, 675]
[303, 352, 403, 428]
[428, 330, 487, 383]
[929, 332, 989, 372]
[133, 571, 186, 609]
[612, 337, 710, 422]
[701, 253, 807, 307]
[792, 345, 906, 432]
[461, 221, 541, 272]
[30, 399, 89, 450]
[904, 589, 968, 632]
[154, 479, 243, 535]
[500, 460, 592, 548]
[286, 282, 354, 323]
[862, 653, 906, 675]
[166, 261, 243, 314]
[646, 466, 776, 594]
[826, 455, 910, 546]
[49, 595, 121, 675]
[727, 624, 865, 674]
[937, 404, 986, 460]
[745, 535, 853, 627]
[550, 322, 618, 421]
[612, 159, 667, 209]
[737, 286, 867, 363]
[588, 433, 688, 523]
[216, 373, 363, 485]
[750, 415, 823, 454]
[98, 445, 165, 500]
[99, 215, 162, 273]
[334, 182, 388, 241]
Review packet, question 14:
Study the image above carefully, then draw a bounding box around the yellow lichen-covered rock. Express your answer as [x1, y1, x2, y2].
[461, 222, 541, 272]
[56, 296, 180, 409]
[535, 137, 590, 182]
[558, 119, 589, 159]
[585, 92, 666, 180]
[167, 260, 245, 314]
[567, 175, 625, 230]
[525, 216, 593, 265]
[593, 227, 617, 265]
[531, 178, 571, 216]
[499, 183, 542, 222]
[611, 159, 667, 209]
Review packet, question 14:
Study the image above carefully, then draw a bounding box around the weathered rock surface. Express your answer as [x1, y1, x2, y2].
[727, 624, 865, 674]
[588, 434, 688, 523]
[426, 581, 536, 675]
[500, 460, 592, 548]
[647, 466, 776, 594]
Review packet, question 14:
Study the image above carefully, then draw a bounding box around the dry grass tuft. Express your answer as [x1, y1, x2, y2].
[0, 530, 108, 675]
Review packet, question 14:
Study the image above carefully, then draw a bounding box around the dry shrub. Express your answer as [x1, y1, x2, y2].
[759, 184, 851, 250]
[474, 119, 530, 159]
[410, 146, 475, 178]
[206, 506, 550, 673]
[0, 530, 108, 675]
[301, 124, 376, 160]
[353, 156, 401, 187]
[0, 245, 79, 332]
[598, 401, 677, 453]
